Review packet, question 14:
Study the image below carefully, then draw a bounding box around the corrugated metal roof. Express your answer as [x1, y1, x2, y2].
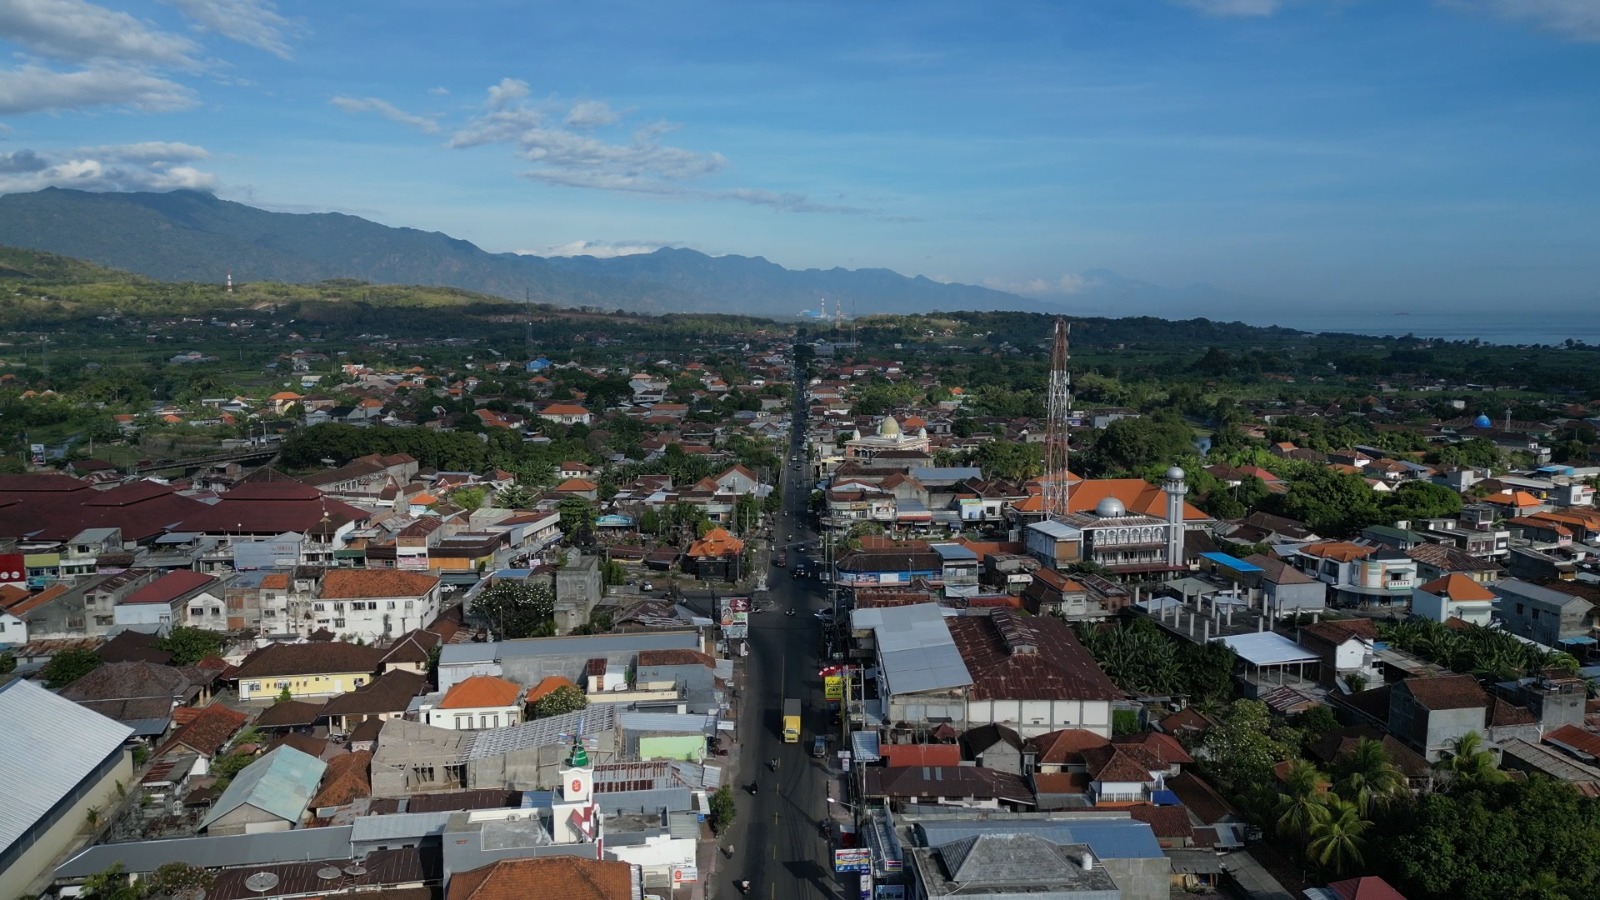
[467, 704, 618, 759]
[352, 811, 455, 842]
[0, 679, 134, 856]
[201, 746, 327, 829]
[915, 816, 1163, 860]
[57, 826, 354, 878]
[1214, 632, 1319, 667]
[441, 630, 702, 666]
[618, 711, 719, 735]
[854, 603, 972, 696]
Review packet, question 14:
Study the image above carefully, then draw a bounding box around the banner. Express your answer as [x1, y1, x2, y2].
[825, 675, 844, 700]
[834, 849, 872, 874]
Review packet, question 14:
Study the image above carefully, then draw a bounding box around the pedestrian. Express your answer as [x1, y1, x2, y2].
[727, 843, 735, 858]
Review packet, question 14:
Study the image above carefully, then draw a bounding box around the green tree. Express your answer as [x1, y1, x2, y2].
[1275, 465, 1384, 536]
[639, 506, 662, 535]
[277, 685, 293, 703]
[1199, 699, 1295, 790]
[156, 625, 224, 665]
[452, 486, 488, 512]
[495, 483, 536, 509]
[0, 650, 15, 675]
[43, 647, 103, 688]
[473, 580, 556, 639]
[530, 683, 589, 719]
[1275, 758, 1331, 844]
[1307, 797, 1370, 876]
[709, 784, 737, 834]
[82, 864, 143, 900]
[1089, 412, 1196, 476]
[558, 496, 598, 544]
[1333, 737, 1406, 816]
[1384, 480, 1463, 522]
[1439, 731, 1507, 790]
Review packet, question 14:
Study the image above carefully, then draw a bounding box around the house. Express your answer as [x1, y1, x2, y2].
[1310, 876, 1411, 900]
[200, 745, 327, 835]
[112, 570, 225, 631]
[948, 609, 1122, 738]
[422, 674, 525, 730]
[539, 404, 593, 426]
[58, 661, 205, 738]
[319, 669, 430, 733]
[862, 765, 1035, 810]
[1404, 543, 1504, 585]
[0, 679, 133, 899]
[313, 569, 443, 643]
[231, 641, 385, 701]
[154, 703, 249, 777]
[684, 527, 745, 582]
[1289, 542, 1418, 609]
[1492, 579, 1597, 647]
[447, 857, 642, 900]
[1388, 675, 1493, 762]
[1296, 619, 1380, 689]
[851, 604, 973, 734]
[1411, 574, 1497, 626]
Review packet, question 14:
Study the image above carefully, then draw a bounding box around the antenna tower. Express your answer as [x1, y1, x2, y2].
[1045, 318, 1072, 520]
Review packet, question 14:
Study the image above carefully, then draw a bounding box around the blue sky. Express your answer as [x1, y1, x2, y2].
[1, 0, 1598, 315]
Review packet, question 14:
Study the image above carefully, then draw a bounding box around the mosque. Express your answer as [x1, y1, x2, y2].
[844, 416, 931, 460]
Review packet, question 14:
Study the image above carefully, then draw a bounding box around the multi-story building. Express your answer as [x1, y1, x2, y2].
[1289, 541, 1418, 609]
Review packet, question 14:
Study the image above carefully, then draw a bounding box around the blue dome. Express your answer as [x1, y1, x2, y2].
[1473, 413, 1492, 428]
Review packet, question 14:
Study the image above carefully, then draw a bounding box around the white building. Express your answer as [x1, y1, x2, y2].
[1411, 573, 1497, 626]
[310, 569, 442, 642]
[420, 674, 525, 730]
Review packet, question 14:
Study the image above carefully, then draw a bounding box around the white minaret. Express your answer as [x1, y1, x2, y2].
[551, 740, 600, 852]
[1163, 466, 1188, 568]
[226, 270, 233, 293]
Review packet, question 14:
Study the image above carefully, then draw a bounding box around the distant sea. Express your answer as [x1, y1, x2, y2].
[1215, 311, 1600, 347]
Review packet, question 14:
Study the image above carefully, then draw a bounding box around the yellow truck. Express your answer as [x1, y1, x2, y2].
[783, 698, 801, 743]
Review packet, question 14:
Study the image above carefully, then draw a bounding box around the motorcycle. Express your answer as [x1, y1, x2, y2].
[737, 880, 752, 895]
[785, 608, 796, 617]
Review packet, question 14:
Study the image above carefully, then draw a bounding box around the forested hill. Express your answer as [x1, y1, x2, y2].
[0, 188, 1051, 317]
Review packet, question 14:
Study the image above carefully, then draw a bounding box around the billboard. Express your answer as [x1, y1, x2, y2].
[959, 497, 984, 521]
[0, 553, 24, 585]
[29, 443, 45, 467]
[825, 675, 844, 700]
[834, 849, 872, 874]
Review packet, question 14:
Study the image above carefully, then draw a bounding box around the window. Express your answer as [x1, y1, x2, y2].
[313, 602, 326, 612]
[480, 714, 489, 729]
[353, 677, 365, 686]
[388, 601, 396, 610]
[1517, 603, 1525, 615]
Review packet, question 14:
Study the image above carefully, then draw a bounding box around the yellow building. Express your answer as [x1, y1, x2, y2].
[231, 641, 386, 701]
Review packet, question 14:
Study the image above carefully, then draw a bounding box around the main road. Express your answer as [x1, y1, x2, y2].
[723, 357, 842, 900]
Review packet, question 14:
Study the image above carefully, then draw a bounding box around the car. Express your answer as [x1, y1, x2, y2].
[791, 567, 806, 579]
[814, 609, 835, 620]
[775, 552, 787, 568]
[641, 581, 655, 592]
[812, 736, 827, 758]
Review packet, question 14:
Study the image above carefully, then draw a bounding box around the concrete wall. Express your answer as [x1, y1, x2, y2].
[206, 803, 290, 837]
[0, 749, 130, 900]
[966, 699, 1112, 739]
[1101, 856, 1171, 900]
[1265, 580, 1326, 613]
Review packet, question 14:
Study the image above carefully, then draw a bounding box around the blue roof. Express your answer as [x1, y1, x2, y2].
[931, 543, 979, 562]
[201, 746, 326, 829]
[1151, 790, 1181, 806]
[1199, 551, 1263, 573]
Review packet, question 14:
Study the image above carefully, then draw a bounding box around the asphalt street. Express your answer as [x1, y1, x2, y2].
[720, 362, 844, 900]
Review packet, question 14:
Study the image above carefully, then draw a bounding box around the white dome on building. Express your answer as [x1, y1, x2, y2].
[1166, 466, 1186, 482]
[878, 416, 902, 437]
[1094, 497, 1127, 518]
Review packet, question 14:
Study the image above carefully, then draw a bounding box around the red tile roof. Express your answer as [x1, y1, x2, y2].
[1399, 674, 1488, 711]
[320, 569, 438, 599]
[880, 744, 963, 768]
[1546, 724, 1600, 759]
[1418, 573, 1496, 601]
[159, 703, 248, 758]
[440, 675, 523, 710]
[526, 675, 578, 704]
[447, 857, 635, 900]
[1328, 876, 1409, 900]
[231, 641, 384, 680]
[1028, 728, 1110, 767]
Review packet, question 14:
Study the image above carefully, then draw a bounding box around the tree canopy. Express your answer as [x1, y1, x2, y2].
[472, 580, 556, 639]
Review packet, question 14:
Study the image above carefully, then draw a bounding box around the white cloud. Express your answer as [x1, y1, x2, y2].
[0, 0, 198, 65]
[160, 0, 302, 59]
[427, 86, 450, 96]
[330, 95, 440, 134]
[444, 76, 886, 217]
[982, 273, 1093, 296]
[565, 100, 620, 129]
[486, 77, 530, 109]
[521, 240, 662, 259]
[1175, 0, 1284, 16]
[0, 141, 218, 194]
[0, 64, 195, 114]
[1445, 0, 1600, 41]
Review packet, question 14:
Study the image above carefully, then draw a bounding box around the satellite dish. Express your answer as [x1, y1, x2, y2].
[316, 867, 342, 881]
[244, 873, 280, 894]
[343, 865, 367, 877]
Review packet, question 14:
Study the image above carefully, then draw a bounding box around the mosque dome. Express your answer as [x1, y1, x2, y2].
[1095, 497, 1127, 518]
[878, 416, 902, 437]
[1474, 413, 1492, 428]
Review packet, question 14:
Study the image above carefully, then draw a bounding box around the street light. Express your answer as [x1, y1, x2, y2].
[826, 797, 857, 812]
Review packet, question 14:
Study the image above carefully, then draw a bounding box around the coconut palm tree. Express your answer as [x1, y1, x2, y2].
[1334, 737, 1406, 815]
[1440, 730, 1507, 790]
[1275, 759, 1330, 844]
[1307, 798, 1370, 876]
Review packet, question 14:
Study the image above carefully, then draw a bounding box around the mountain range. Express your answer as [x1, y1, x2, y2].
[0, 188, 1245, 318]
